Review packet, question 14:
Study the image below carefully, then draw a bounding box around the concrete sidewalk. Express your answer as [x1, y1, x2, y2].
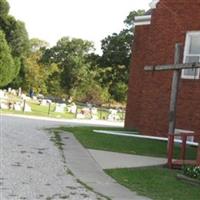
[88, 149, 166, 169]
[61, 132, 151, 200]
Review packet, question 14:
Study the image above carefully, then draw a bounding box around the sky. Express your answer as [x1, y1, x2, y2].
[8, 0, 150, 54]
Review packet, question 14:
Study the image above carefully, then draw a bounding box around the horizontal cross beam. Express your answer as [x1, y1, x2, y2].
[144, 63, 200, 71]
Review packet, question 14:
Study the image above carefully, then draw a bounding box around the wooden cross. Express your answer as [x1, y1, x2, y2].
[144, 43, 200, 134]
[144, 45, 200, 168]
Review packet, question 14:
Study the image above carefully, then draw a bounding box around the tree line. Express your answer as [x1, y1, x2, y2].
[0, 0, 145, 105]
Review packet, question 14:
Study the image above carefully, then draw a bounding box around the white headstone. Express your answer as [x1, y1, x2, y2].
[108, 109, 119, 121]
[14, 102, 22, 111]
[91, 107, 98, 120]
[40, 99, 48, 106]
[21, 94, 31, 101]
[24, 104, 32, 112]
[0, 102, 9, 110]
[18, 87, 22, 96]
[0, 90, 4, 98]
[68, 103, 77, 114]
[55, 103, 65, 113]
[11, 89, 17, 96]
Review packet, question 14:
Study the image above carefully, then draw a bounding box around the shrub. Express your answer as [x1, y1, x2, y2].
[183, 165, 200, 180]
[72, 80, 110, 106]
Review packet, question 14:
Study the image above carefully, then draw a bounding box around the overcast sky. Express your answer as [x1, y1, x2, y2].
[8, 0, 150, 54]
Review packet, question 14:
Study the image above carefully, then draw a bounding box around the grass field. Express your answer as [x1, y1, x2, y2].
[59, 126, 197, 159]
[2, 102, 75, 119]
[106, 166, 200, 200]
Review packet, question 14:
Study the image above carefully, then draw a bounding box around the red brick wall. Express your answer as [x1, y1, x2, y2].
[125, 0, 200, 136]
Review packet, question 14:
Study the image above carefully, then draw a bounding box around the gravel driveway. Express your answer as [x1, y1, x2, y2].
[0, 115, 107, 200]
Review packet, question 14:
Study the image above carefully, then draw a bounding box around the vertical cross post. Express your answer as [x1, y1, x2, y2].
[180, 134, 187, 160]
[197, 137, 200, 166]
[168, 43, 182, 134]
[167, 133, 175, 168]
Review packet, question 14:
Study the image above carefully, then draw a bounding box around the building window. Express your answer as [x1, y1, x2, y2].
[182, 32, 200, 79]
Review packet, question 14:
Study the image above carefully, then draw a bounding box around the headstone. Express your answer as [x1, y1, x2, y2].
[21, 94, 31, 101]
[55, 103, 66, 113]
[0, 102, 9, 110]
[68, 103, 77, 114]
[24, 104, 32, 112]
[0, 90, 5, 98]
[91, 107, 98, 120]
[14, 102, 22, 111]
[18, 87, 22, 96]
[47, 99, 52, 104]
[108, 109, 119, 121]
[32, 96, 37, 101]
[40, 99, 48, 106]
[11, 89, 17, 96]
[76, 113, 85, 119]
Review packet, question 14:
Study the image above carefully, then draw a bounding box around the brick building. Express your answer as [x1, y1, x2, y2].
[125, 0, 200, 137]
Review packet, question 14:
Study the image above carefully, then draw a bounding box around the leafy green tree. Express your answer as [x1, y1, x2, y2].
[30, 38, 49, 52]
[0, 0, 9, 18]
[23, 38, 59, 95]
[124, 9, 145, 29]
[100, 29, 132, 83]
[0, 0, 29, 88]
[0, 30, 16, 87]
[6, 18, 29, 57]
[42, 37, 94, 95]
[97, 9, 145, 102]
[0, 0, 29, 58]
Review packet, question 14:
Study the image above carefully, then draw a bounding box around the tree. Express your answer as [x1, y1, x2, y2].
[42, 37, 94, 96]
[5, 17, 29, 57]
[98, 9, 146, 102]
[0, 0, 29, 58]
[0, 0, 9, 18]
[124, 9, 145, 29]
[100, 29, 132, 83]
[0, 0, 29, 88]
[0, 31, 16, 87]
[30, 38, 49, 52]
[23, 38, 59, 95]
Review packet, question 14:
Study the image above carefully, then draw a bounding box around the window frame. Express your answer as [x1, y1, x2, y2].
[182, 31, 200, 79]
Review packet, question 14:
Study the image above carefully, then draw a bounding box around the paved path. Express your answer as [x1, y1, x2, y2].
[0, 115, 151, 200]
[88, 149, 166, 169]
[60, 133, 150, 200]
[0, 115, 112, 200]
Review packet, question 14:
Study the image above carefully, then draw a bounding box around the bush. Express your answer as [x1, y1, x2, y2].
[183, 165, 200, 180]
[110, 81, 127, 103]
[72, 80, 110, 106]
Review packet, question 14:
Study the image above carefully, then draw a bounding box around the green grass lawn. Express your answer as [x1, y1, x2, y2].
[1, 101, 75, 119]
[106, 166, 200, 200]
[59, 126, 197, 159]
